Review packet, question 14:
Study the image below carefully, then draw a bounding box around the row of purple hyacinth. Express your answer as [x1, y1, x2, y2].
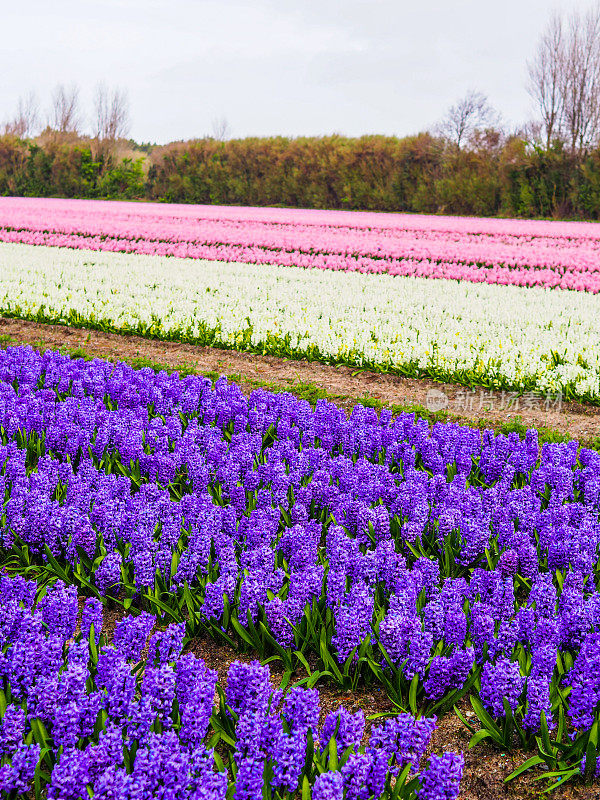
[1, 346, 600, 743]
[0, 573, 463, 799]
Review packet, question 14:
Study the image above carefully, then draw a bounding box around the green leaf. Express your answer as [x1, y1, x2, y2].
[536, 767, 581, 793]
[30, 717, 50, 748]
[302, 775, 312, 800]
[258, 622, 291, 666]
[584, 725, 598, 783]
[342, 646, 359, 679]
[319, 639, 343, 682]
[468, 729, 493, 748]
[391, 763, 413, 799]
[470, 695, 502, 738]
[539, 710, 555, 759]
[142, 592, 180, 620]
[280, 670, 293, 692]
[430, 665, 479, 715]
[42, 544, 70, 582]
[231, 617, 255, 649]
[502, 697, 516, 750]
[213, 751, 227, 774]
[504, 755, 545, 783]
[327, 737, 339, 771]
[303, 729, 315, 783]
[294, 650, 314, 678]
[556, 704, 565, 744]
[170, 550, 180, 579]
[454, 704, 476, 734]
[408, 673, 419, 716]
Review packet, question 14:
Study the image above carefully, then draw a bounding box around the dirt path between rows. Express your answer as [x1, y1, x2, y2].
[2, 316, 599, 444]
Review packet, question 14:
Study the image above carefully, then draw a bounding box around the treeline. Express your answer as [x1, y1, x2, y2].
[0, 134, 146, 201]
[2, 131, 600, 219]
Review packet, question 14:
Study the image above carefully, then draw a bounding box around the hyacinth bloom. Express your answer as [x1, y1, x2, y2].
[480, 658, 526, 718]
[418, 753, 464, 800]
[0, 574, 226, 798]
[1, 338, 600, 800]
[0, 571, 465, 799]
[312, 771, 345, 800]
[321, 706, 366, 754]
[523, 675, 553, 732]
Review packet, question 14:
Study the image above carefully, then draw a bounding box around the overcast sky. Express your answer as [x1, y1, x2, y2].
[0, 0, 591, 143]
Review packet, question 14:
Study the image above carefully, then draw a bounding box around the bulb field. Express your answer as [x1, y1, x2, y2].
[0, 198, 600, 798]
[3, 197, 600, 293]
[2, 199, 600, 403]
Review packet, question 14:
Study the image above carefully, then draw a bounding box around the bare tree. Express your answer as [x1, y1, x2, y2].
[528, 4, 600, 152]
[436, 90, 497, 149]
[3, 91, 39, 138]
[519, 120, 544, 147]
[211, 115, 231, 141]
[527, 12, 564, 148]
[93, 84, 130, 141]
[48, 84, 81, 134]
[562, 5, 600, 152]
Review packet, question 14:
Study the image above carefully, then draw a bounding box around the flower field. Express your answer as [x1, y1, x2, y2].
[3, 197, 600, 292]
[1, 240, 599, 402]
[0, 578, 462, 800]
[0, 344, 599, 797]
[1, 197, 600, 797]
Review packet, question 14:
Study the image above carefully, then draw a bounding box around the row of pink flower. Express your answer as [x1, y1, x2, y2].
[1, 197, 600, 291]
[3, 198, 600, 269]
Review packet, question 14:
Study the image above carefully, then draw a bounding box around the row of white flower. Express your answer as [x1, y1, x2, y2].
[0, 242, 598, 400]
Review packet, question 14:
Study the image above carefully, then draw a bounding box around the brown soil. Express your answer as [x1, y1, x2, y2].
[2, 317, 599, 444]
